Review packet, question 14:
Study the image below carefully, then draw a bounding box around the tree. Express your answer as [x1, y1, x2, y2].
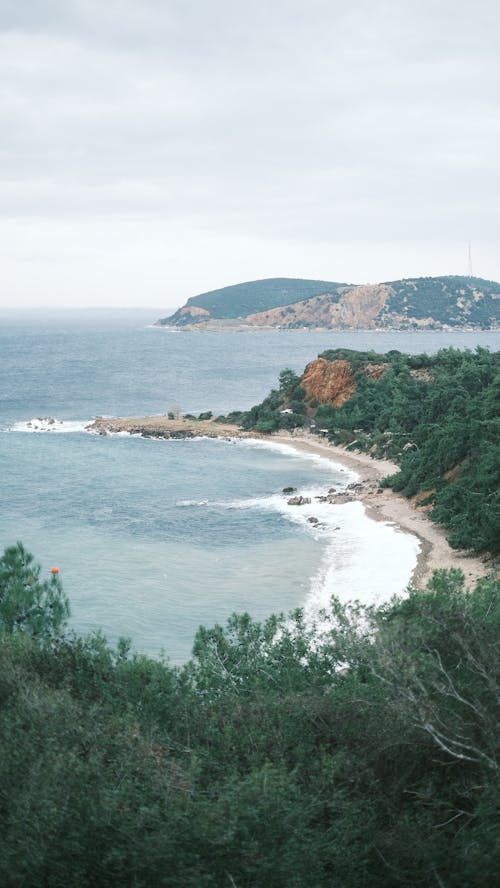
[0, 542, 70, 640]
[278, 368, 301, 393]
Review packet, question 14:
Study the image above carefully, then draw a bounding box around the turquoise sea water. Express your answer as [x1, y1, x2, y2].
[1, 310, 498, 661]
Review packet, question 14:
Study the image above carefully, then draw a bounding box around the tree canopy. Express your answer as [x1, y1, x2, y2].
[0, 546, 498, 886]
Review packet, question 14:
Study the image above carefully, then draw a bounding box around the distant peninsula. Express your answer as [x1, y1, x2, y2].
[155, 275, 500, 331]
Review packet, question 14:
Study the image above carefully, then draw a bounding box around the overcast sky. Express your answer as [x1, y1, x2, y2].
[1, 0, 499, 310]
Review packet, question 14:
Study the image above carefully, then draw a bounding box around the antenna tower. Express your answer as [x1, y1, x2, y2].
[467, 243, 473, 277]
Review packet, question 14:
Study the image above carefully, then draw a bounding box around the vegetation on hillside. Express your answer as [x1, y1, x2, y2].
[238, 347, 500, 555]
[0, 545, 498, 886]
[381, 276, 500, 328]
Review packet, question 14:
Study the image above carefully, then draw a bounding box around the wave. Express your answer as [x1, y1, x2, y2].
[183, 484, 420, 623]
[235, 436, 358, 478]
[10, 417, 92, 434]
[7, 417, 419, 617]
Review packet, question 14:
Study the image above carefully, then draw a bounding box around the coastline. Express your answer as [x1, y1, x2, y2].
[273, 432, 492, 590]
[86, 414, 493, 591]
[86, 415, 257, 439]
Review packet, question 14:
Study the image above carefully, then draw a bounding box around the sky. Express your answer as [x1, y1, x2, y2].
[1, 0, 499, 311]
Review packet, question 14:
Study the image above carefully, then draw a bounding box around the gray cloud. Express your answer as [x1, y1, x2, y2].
[1, 0, 499, 307]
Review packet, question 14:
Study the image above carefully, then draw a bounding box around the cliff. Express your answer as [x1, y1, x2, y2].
[301, 357, 386, 407]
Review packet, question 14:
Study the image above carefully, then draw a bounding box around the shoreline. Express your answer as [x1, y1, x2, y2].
[273, 432, 492, 590]
[85, 414, 493, 591]
[86, 415, 257, 439]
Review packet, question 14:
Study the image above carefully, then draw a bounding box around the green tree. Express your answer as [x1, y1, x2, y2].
[0, 542, 70, 640]
[278, 368, 301, 393]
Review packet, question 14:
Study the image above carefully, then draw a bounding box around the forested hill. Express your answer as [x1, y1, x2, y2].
[156, 277, 347, 325]
[236, 346, 500, 554]
[156, 275, 500, 329]
[380, 275, 500, 328]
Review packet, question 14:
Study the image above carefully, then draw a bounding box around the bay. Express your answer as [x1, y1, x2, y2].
[1, 309, 498, 660]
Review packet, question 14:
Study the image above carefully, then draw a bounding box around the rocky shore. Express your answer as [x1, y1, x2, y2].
[273, 432, 494, 590]
[84, 415, 494, 591]
[86, 415, 257, 439]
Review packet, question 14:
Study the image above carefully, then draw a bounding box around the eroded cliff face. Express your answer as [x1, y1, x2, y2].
[301, 358, 386, 407]
[301, 359, 355, 407]
[246, 284, 392, 329]
[331, 284, 390, 327]
[178, 305, 210, 321]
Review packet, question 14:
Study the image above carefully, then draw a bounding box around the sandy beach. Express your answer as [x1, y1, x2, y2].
[86, 414, 494, 590]
[273, 432, 493, 590]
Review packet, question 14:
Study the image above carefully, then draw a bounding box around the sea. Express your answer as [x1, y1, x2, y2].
[1, 310, 498, 662]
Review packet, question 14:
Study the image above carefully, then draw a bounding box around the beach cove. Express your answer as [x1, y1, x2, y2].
[273, 433, 491, 590]
[88, 413, 491, 594]
[2, 316, 498, 659]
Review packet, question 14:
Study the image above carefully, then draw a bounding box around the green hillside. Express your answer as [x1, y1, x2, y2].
[156, 277, 347, 325]
[380, 275, 500, 328]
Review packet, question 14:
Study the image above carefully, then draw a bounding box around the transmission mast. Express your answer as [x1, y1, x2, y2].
[467, 243, 473, 277]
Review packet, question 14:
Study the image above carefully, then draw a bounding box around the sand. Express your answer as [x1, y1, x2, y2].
[86, 414, 494, 590]
[273, 432, 494, 590]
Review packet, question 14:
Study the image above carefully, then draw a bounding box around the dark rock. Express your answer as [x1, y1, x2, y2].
[287, 495, 311, 506]
[282, 486, 297, 494]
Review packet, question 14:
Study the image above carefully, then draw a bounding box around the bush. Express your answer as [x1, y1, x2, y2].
[0, 543, 69, 642]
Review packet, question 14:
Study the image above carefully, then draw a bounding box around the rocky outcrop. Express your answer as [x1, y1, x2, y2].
[300, 357, 388, 408]
[301, 359, 355, 407]
[244, 284, 392, 329]
[85, 416, 253, 440]
[179, 305, 210, 318]
[315, 481, 381, 504]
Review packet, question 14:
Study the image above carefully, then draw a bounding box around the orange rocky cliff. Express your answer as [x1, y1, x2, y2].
[301, 359, 355, 407]
[301, 358, 386, 407]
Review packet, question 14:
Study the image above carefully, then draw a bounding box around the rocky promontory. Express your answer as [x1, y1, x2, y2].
[86, 415, 251, 439]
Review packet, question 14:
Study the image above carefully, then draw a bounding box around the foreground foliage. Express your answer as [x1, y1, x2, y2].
[0, 542, 69, 640]
[0, 548, 499, 886]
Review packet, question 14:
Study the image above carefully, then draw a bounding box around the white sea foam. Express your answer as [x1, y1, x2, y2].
[304, 501, 420, 619]
[207, 485, 420, 621]
[10, 418, 419, 618]
[171, 432, 419, 614]
[10, 417, 91, 434]
[235, 436, 358, 479]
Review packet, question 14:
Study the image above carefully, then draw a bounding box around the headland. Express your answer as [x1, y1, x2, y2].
[86, 415, 256, 439]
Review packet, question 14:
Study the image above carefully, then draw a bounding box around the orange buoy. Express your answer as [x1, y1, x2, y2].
[51, 566, 59, 574]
